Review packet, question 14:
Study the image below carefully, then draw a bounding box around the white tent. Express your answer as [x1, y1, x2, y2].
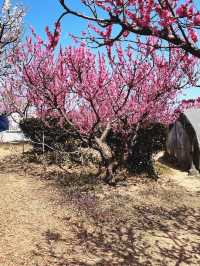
[0, 113, 27, 143]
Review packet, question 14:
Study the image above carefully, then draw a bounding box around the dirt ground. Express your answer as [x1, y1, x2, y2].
[0, 144, 200, 266]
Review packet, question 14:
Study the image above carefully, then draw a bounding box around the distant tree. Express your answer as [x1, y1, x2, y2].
[0, 0, 25, 115]
[0, 0, 25, 78]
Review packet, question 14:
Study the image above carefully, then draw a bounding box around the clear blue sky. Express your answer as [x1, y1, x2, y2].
[5, 0, 200, 99]
[13, 0, 88, 45]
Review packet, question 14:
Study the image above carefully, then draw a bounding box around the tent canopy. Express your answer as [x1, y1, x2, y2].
[184, 109, 200, 146]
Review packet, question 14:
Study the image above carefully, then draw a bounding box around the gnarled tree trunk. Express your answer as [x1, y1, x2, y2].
[94, 123, 118, 185]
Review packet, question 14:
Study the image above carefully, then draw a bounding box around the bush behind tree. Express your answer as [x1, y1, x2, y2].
[107, 123, 167, 177]
[19, 117, 80, 153]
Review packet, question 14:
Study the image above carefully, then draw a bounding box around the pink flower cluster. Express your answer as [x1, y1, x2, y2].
[84, 0, 200, 45]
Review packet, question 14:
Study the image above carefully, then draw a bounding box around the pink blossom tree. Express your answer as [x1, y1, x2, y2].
[3, 27, 200, 183]
[0, 73, 30, 117]
[0, 0, 25, 81]
[58, 0, 200, 58]
[0, 0, 25, 116]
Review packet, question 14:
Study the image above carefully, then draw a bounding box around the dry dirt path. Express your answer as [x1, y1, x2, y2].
[0, 169, 78, 266]
[167, 168, 200, 193]
[156, 152, 200, 194]
[0, 171, 71, 265]
[0, 146, 85, 266]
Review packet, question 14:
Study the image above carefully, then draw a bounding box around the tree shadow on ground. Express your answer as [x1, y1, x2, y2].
[1, 150, 200, 265]
[158, 153, 187, 173]
[32, 204, 200, 265]
[0, 152, 102, 189]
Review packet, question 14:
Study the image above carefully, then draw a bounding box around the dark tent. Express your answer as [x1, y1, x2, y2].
[166, 108, 200, 175]
[0, 115, 9, 132]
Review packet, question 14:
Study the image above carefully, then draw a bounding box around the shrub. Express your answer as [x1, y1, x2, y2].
[128, 123, 167, 174]
[107, 123, 167, 176]
[19, 117, 80, 154]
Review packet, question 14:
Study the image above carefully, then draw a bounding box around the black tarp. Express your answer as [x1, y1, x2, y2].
[166, 108, 200, 171]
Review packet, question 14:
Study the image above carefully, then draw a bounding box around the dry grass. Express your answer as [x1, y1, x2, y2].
[0, 144, 200, 265]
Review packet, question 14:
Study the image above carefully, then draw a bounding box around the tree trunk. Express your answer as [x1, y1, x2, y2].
[146, 154, 159, 180]
[103, 159, 118, 185]
[94, 123, 118, 185]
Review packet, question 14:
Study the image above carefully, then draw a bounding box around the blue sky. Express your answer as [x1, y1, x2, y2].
[4, 0, 200, 99]
[17, 0, 88, 45]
